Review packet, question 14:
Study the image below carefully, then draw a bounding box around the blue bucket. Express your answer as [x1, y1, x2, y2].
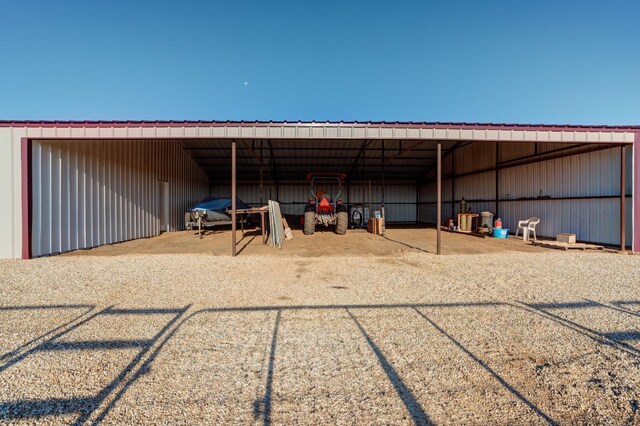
[493, 228, 509, 239]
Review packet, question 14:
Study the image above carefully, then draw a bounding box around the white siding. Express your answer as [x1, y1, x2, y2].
[0, 128, 15, 259]
[21, 124, 637, 144]
[418, 145, 632, 246]
[31, 139, 208, 257]
[209, 180, 418, 222]
[0, 122, 637, 258]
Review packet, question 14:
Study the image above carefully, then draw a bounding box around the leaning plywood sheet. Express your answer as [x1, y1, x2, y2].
[268, 200, 284, 248]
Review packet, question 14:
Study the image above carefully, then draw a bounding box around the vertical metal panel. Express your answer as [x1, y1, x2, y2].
[30, 139, 208, 257]
[497, 148, 616, 244]
[209, 180, 418, 222]
[455, 142, 495, 174]
[455, 171, 495, 200]
[499, 142, 534, 162]
[0, 128, 13, 258]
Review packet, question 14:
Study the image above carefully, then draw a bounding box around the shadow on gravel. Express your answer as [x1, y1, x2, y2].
[253, 309, 281, 426]
[519, 301, 640, 358]
[2, 299, 640, 424]
[0, 305, 190, 425]
[381, 235, 433, 254]
[347, 308, 433, 425]
[413, 307, 557, 425]
[0, 304, 96, 363]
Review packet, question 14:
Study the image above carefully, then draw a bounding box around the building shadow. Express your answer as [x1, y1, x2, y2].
[0, 305, 190, 425]
[517, 302, 640, 359]
[0, 304, 96, 362]
[347, 308, 432, 425]
[413, 307, 556, 425]
[381, 235, 433, 254]
[2, 298, 639, 424]
[237, 235, 257, 255]
[253, 310, 281, 426]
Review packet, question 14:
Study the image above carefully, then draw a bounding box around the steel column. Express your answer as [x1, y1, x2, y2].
[437, 142, 442, 255]
[382, 140, 385, 236]
[21, 138, 32, 259]
[635, 135, 640, 252]
[621, 145, 626, 251]
[231, 141, 237, 257]
[495, 142, 500, 219]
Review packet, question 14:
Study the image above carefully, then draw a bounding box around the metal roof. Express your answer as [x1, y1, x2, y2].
[4, 120, 636, 181]
[180, 138, 457, 181]
[1, 120, 639, 131]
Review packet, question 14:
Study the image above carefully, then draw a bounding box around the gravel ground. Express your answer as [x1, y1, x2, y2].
[1, 249, 640, 425]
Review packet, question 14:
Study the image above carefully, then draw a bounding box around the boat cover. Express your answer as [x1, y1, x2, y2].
[188, 197, 250, 212]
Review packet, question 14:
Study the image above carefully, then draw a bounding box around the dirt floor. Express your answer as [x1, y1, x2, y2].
[2, 233, 639, 424]
[63, 226, 546, 257]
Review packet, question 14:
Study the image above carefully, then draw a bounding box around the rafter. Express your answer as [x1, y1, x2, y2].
[347, 140, 372, 181]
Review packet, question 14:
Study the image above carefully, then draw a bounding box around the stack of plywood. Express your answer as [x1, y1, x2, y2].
[368, 218, 383, 235]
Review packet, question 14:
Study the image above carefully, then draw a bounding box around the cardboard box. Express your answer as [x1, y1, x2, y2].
[368, 218, 383, 235]
[557, 233, 576, 244]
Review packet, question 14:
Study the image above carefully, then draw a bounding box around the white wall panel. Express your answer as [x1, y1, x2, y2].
[423, 145, 631, 245]
[0, 128, 25, 259]
[31, 139, 208, 257]
[455, 142, 496, 174]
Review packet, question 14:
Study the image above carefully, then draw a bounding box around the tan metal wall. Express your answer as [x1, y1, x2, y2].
[31, 139, 208, 257]
[208, 180, 419, 222]
[418, 144, 632, 246]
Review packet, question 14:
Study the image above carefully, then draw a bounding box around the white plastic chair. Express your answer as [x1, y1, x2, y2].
[516, 217, 540, 241]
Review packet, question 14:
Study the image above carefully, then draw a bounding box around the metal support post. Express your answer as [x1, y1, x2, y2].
[437, 142, 442, 255]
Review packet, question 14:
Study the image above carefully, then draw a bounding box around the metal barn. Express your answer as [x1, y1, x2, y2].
[0, 120, 637, 259]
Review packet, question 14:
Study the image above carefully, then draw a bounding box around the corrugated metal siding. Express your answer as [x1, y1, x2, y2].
[420, 146, 632, 245]
[31, 139, 208, 257]
[497, 146, 632, 245]
[499, 142, 534, 162]
[418, 180, 453, 223]
[209, 180, 418, 222]
[455, 143, 496, 174]
[0, 123, 636, 259]
[18, 123, 637, 144]
[498, 198, 632, 246]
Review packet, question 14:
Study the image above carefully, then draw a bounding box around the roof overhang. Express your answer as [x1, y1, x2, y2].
[2, 120, 637, 144]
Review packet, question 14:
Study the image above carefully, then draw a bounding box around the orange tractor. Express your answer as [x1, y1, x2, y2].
[303, 173, 348, 235]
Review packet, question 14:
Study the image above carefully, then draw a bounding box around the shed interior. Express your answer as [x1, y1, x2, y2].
[183, 138, 632, 245]
[29, 136, 632, 257]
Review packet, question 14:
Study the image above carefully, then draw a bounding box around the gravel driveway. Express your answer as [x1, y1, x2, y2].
[1, 250, 639, 424]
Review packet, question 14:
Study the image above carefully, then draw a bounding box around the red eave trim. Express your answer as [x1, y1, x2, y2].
[0, 120, 638, 133]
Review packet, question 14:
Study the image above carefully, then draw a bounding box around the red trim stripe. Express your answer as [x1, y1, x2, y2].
[20, 138, 32, 259]
[634, 132, 640, 252]
[0, 120, 638, 132]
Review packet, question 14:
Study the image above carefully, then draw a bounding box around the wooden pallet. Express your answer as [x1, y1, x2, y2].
[531, 240, 604, 251]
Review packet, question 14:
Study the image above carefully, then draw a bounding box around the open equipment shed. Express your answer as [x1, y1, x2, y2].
[0, 120, 638, 259]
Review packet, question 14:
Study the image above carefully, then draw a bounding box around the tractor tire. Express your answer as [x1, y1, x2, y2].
[335, 211, 348, 235]
[304, 211, 316, 235]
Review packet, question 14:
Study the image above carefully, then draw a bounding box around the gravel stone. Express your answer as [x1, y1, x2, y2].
[1, 232, 639, 424]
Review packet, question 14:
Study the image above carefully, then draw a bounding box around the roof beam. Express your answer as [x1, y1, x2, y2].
[199, 164, 431, 169]
[239, 139, 264, 166]
[419, 141, 471, 181]
[384, 140, 431, 163]
[268, 140, 278, 181]
[191, 155, 437, 161]
[347, 140, 372, 181]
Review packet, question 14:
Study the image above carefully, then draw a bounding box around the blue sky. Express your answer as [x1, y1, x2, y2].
[1, 0, 638, 124]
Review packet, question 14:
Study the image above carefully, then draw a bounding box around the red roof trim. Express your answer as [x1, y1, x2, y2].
[0, 120, 638, 132]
